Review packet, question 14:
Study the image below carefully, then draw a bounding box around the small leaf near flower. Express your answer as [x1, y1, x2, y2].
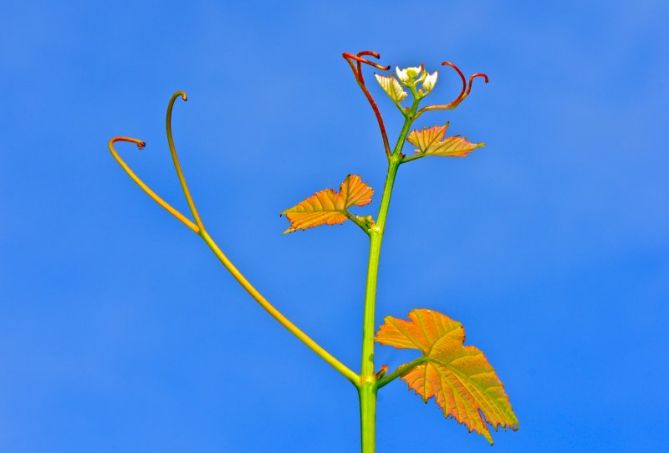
[407, 123, 484, 157]
[374, 74, 408, 104]
[281, 174, 373, 233]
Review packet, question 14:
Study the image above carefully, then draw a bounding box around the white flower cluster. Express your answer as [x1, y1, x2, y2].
[375, 65, 438, 105]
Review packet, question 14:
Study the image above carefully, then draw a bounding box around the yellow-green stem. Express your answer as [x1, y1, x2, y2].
[359, 159, 399, 452]
[108, 91, 360, 386]
[199, 229, 359, 385]
[359, 100, 418, 453]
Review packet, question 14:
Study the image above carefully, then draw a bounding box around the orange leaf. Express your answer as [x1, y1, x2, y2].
[281, 174, 373, 233]
[376, 309, 518, 444]
[407, 123, 484, 157]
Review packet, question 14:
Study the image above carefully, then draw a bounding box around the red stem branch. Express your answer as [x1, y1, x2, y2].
[342, 50, 392, 158]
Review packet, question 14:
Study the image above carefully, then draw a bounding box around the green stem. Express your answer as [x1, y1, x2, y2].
[376, 356, 427, 389]
[358, 159, 398, 453]
[358, 382, 377, 452]
[199, 230, 359, 385]
[359, 99, 419, 453]
[400, 153, 424, 165]
[109, 93, 361, 386]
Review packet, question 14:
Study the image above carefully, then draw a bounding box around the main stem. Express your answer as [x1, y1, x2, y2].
[358, 158, 399, 452]
[359, 104, 417, 453]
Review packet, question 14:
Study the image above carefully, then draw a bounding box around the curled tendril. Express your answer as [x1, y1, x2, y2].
[165, 91, 205, 231]
[440, 61, 467, 107]
[108, 91, 204, 234]
[415, 61, 489, 119]
[108, 136, 200, 233]
[343, 51, 391, 75]
[342, 50, 392, 158]
[467, 72, 489, 95]
[109, 93, 361, 384]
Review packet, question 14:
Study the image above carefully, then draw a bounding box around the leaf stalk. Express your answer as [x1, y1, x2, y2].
[376, 356, 428, 389]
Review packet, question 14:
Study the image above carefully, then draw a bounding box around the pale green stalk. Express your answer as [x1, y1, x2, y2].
[358, 98, 420, 453]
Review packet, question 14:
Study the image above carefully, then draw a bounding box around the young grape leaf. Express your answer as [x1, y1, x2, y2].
[376, 308, 518, 444]
[281, 174, 373, 233]
[407, 123, 484, 157]
[374, 74, 408, 104]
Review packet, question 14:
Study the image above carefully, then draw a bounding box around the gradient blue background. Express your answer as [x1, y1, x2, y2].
[2, 1, 667, 451]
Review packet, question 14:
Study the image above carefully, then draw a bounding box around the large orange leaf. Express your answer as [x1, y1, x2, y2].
[407, 123, 484, 157]
[376, 309, 518, 444]
[281, 174, 373, 233]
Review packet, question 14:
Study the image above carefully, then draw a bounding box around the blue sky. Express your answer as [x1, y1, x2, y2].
[1, 0, 668, 451]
